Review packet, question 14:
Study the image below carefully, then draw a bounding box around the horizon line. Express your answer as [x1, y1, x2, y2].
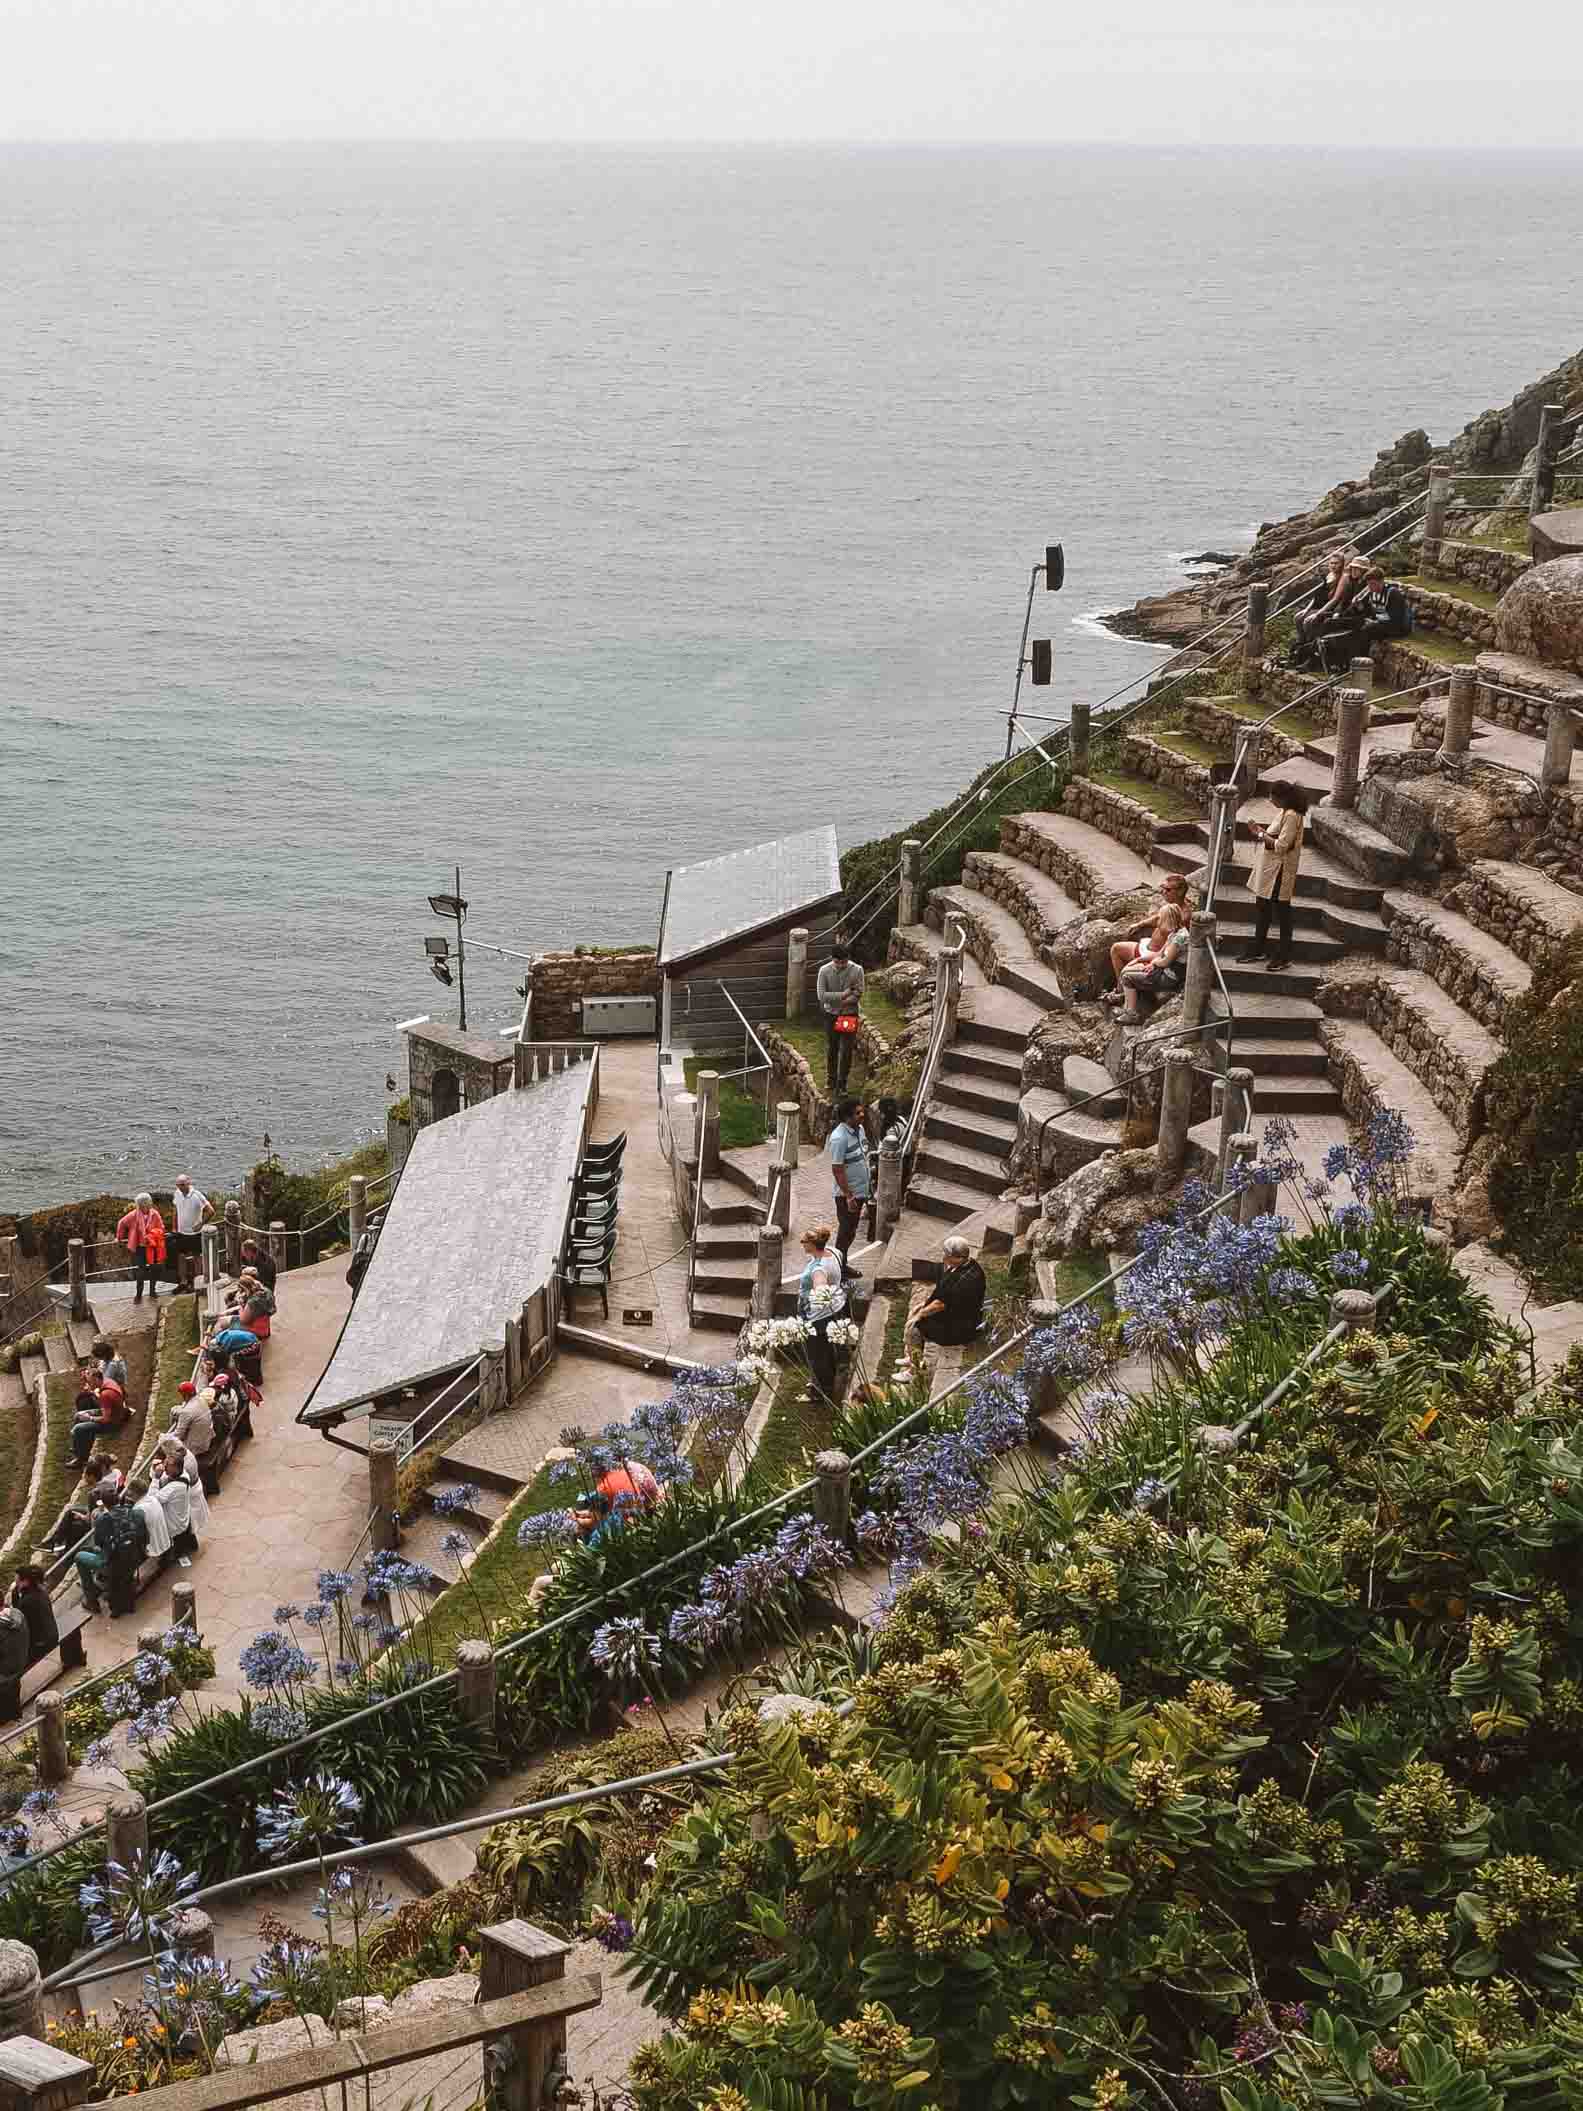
[4, 135, 1583, 154]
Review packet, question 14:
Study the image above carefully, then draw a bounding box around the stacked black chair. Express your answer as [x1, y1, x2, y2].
[563, 1132, 627, 1319]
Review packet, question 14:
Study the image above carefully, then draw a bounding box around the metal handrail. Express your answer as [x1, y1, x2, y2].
[899, 931, 967, 1161]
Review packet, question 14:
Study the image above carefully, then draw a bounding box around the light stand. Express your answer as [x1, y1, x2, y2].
[1005, 543, 1065, 758]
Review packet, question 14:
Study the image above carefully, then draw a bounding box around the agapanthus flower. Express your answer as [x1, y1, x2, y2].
[517, 1510, 576, 1553]
[431, 1483, 480, 1517]
[441, 1530, 471, 1558]
[273, 1604, 302, 1625]
[1331, 1248, 1369, 1283]
[239, 1631, 315, 1693]
[255, 1772, 364, 1862]
[316, 1570, 356, 1603]
[588, 1617, 662, 1680]
[127, 1700, 179, 1747]
[79, 1850, 198, 1945]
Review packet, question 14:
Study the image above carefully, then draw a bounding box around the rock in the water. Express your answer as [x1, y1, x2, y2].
[1495, 553, 1583, 677]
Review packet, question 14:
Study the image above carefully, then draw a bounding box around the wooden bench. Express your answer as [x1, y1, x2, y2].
[0, 1603, 91, 1723]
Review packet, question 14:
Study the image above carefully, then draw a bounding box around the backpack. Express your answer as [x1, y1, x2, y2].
[1386, 583, 1414, 635]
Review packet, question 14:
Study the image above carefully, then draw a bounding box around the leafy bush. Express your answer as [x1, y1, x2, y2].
[1486, 935, 1583, 1298]
[129, 1705, 289, 1884]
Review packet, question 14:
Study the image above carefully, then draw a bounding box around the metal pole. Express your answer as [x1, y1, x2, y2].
[455, 865, 467, 1033]
[1005, 561, 1040, 758]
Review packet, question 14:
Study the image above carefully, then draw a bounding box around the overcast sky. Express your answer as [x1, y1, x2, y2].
[4, 0, 1581, 147]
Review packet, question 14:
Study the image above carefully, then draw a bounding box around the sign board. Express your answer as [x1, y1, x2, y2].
[368, 1416, 417, 1462]
[622, 1308, 654, 1327]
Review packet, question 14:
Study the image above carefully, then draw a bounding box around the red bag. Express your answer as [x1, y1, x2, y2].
[833, 1014, 859, 1035]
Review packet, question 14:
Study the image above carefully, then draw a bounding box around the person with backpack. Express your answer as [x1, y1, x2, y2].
[75, 1494, 150, 1614]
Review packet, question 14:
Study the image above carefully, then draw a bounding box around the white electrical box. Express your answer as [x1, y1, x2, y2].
[581, 995, 658, 1037]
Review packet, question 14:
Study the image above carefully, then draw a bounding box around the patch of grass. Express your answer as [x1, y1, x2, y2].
[0, 1373, 81, 1597]
[0, 1376, 40, 1552]
[1396, 630, 1480, 668]
[1081, 765, 1201, 825]
[408, 1463, 569, 1666]
[747, 1358, 840, 1488]
[1454, 518, 1530, 557]
[683, 1058, 771, 1148]
[1401, 571, 1503, 612]
[1207, 693, 1329, 745]
[1148, 727, 1230, 769]
[875, 1292, 911, 1388]
[1045, 1246, 1117, 1309]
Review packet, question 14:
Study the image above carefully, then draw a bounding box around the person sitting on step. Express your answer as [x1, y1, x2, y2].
[1106, 882, 1189, 1009]
[10, 1567, 58, 1669]
[906, 1235, 988, 1359]
[75, 1492, 149, 1614]
[1115, 916, 1190, 1017]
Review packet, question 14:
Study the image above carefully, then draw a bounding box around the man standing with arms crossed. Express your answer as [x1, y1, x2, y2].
[169, 1173, 214, 1293]
[817, 937, 864, 1098]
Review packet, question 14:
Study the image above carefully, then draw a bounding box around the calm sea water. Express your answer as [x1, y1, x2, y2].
[4, 144, 1581, 1210]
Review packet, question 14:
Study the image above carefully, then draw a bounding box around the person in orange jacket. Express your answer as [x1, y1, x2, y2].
[116, 1192, 168, 1303]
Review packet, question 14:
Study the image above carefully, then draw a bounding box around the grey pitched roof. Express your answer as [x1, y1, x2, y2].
[298, 1064, 591, 1424]
[658, 825, 841, 969]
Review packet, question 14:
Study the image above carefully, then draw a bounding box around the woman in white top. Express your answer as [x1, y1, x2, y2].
[797, 1223, 845, 1406]
[156, 1438, 211, 1535]
[129, 1476, 173, 1561]
[1239, 785, 1308, 971]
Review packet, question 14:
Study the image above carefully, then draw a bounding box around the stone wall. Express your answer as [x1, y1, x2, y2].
[1533, 790, 1583, 897]
[1359, 750, 1545, 874]
[962, 848, 1064, 954]
[527, 948, 660, 1041]
[1379, 897, 1523, 1034]
[1062, 777, 1160, 861]
[1319, 973, 1488, 1137]
[1443, 859, 1583, 972]
[1145, 697, 1307, 768]
[1404, 581, 1498, 650]
[1431, 541, 1530, 599]
[1116, 730, 1217, 806]
[759, 1013, 895, 1144]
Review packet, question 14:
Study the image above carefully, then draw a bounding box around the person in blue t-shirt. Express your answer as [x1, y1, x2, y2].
[827, 1098, 872, 1273]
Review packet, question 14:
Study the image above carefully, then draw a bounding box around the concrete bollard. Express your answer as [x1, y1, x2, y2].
[1442, 666, 1476, 756]
[166, 1908, 216, 1962]
[752, 1224, 784, 1320]
[876, 1133, 904, 1242]
[897, 841, 923, 929]
[1069, 701, 1091, 771]
[268, 1219, 287, 1273]
[0, 1946, 48, 2047]
[455, 1640, 497, 1731]
[347, 1178, 367, 1254]
[1330, 1289, 1378, 1336]
[1206, 787, 1240, 906]
[1243, 583, 1268, 693]
[1024, 1299, 1066, 1425]
[1330, 689, 1367, 810]
[785, 928, 810, 1020]
[1533, 402, 1565, 518]
[105, 1791, 148, 1873]
[1156, 1047, 1198, 1181]
[369, 1439, 400, 1555]
[813, 1450, 852, 1542]
[33, 1695, 68, 1785]
[170, 1580, 197, 1633]
[1215, 1067, 1256, 1193]
[1542, 700, 1577, 790]
[223, 1199, 242, 1278]
[776, 1102, 801, 1169]
[1181, 911, 1219, 1032]
[694, 1071, 721, 1179]
[1228, 1132, 1259, 1222]
[66, 1239, 87, 1324]
[1350, 655, 1375, 713]
[767, 1159, 794, 1235]
[1423, 464, 1452, 571]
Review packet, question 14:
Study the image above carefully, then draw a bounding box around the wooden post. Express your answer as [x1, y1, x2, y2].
[369, 1439, 399, 1555]
[1228, 1132, 1259, 1223]
[812, 1450, 851, 1542]
[1423, 463, 1451, 572]
[1442, 665, 1476, 756]
[223, 1199, 242, 1278]
[1155, 1047, 1197, 1181]
[875, 1133, 904, 1241]
[752, 1225, 783, 1321]
[66, 1240, 87, 1325]
[1206, 786, 1240, 909]
[1181, 911, 1218, 1032]
[0, 2035, 92, 2111]
[479, 1920, 575, 2111]
[694, 1071, 721, 1179]
[479, 1340, 509, 1417]
[1532, 401, 1565, 518]
[33, 1696, 67, 1786]
[785, 928, 809, 1020]
[170, 1580, 197, 1633]
[1243, 583, 1268, 694]
[105, 1791, 148, 1872]
[1024, 1299, 1066, 1426]
[1215, 1067, 1255, 1193]
[1542, 700, 1577, 790]
[456, 1641, 497, 1731]
[1068, 701, 1091, 771]
[1331, 689, 1367, 809]
[268, 1219, 287, 1273]
[896, 840, 923, 930]
[1330, 1289, 1378, 1336]
[775, 1102, 801, 1169]
[347, 1177, 367, 1253]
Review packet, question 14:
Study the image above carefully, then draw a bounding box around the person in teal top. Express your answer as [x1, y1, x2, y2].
[571, 1491, 622, 1549]
[827, 1098, 871, 1271]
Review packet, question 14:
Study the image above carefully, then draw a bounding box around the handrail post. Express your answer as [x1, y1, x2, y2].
[347, 1177, 367, 1255]
[1156, 1047, 1198, 1181]
[1205, 786, 1239, 914]
[1542, 700, 1577, 790]
[105, 1790, 148, 1871]
[1069, 701, 1091, 773]
[1442, 666, 1476, 756]
[1533, 402, 1565, 518]
[875, 1133, 903, 1241]
[1215, 1067, 1255, 1193]
[1330, 689, 1367, 809]
[66, 1239, 87, 1324]
[268, 1218, 287, 1275]
[1330, 1289, 1378, 1336]
[785, 928, 809, 1021]
[767, 1158, 794, 1234]
[456, 1640, 497, 1731]
[776, 1102, 800, 1168]
[1243, 583, 1268, 695]
[1423, 464, 1452, 572]
[752, 1224, 783, 1320]
[479, 1919, 576, 2111]
[1350, 654, 1375, 715]
[813, 1450, 852, 1541]
[1182, 911, 1218, 1031]
[369, 1440, 399, 1555]
[1228, 1132, 1259, 1221]
[942, 914, 966, 1041]
[896, 840, 923, 929]
[694, 1070, 721, 1178]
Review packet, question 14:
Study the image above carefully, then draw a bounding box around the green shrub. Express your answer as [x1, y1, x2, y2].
[1486, 937, 1583, 1298]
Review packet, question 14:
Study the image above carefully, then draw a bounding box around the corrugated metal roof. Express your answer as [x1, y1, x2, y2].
[658, 825, 841, 969]
[297, 1064, 591, 1423]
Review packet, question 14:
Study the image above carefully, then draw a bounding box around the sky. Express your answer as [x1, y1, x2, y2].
[3, 0, 1581, 146]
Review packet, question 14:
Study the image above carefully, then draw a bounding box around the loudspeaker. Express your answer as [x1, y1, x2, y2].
[1046, 544, 1065, 591]
[1030, 638, 1053, 685]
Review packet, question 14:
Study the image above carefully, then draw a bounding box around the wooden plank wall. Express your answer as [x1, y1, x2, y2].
[672, 903, 845, 1050]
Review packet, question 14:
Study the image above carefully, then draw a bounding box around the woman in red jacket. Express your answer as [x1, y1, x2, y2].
[116, 1192, 168, 1303]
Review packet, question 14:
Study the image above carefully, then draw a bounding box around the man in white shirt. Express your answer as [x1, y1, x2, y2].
[169, 1174, 213, 1292]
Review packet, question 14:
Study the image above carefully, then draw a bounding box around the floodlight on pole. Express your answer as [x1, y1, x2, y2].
[424, 867, 469, 1031]
[1005, 542, 1065, 758]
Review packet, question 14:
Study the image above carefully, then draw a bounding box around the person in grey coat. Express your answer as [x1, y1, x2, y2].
[816, 939, 865, 1095]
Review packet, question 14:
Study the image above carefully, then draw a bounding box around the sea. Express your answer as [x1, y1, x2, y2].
[4, 143, 1581, 1212]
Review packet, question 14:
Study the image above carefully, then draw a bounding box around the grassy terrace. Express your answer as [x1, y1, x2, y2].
[684, 988, 915, 1147]
[1147, 726, 1231, 769]
[1080, 763, 1201, 824]
[1398, 628, 1481, 667]
[1205, 690, 1330, 744]
[1402, 569, 1504, 611]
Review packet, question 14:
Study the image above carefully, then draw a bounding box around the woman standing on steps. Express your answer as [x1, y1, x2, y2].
[1240, 784, 1309, 971]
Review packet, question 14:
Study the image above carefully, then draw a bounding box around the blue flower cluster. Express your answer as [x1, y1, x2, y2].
[588, 1616, 662, 1679]
[255, 1771, 364, 1862]
[239, 1630, 316, 1696]
[516, 1509, 576, 1553]
[667, 1514, 850, 1656]
[1122, 1208, 1287, 1361]
[79, 1849, 198, 1945]
[1322, 1107, 1417, 1205]
[431, 1482, 480, 1517]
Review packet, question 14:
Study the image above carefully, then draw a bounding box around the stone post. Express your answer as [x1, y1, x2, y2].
[1330, 1289, 1378, 1336]
[0, 2035, 93, 2111]
[268, 1219, 287, 1273]
[767, 1159, 794, 1234]
[942, 913, 967, 1040]
[105, 1791, 148, 1872]
[1330, 688, 1367, 809]
[1156, 1047, 1198, 1182]
[479, 1920, 575, 2111]
[169, 1580, 197, 1633]
[1206, 786, 1240, 908]
[0, 1950, 49, 2056]
[137, 1631, 177, 1697]
[896, 840, 923, 929]
[1423, 463, 1452, 572]
[693, 1071, 721, 1179]
[165, 1908, 216, 1962]
[1215, 1066, 1256, 1192]
[455, 1640, 497, 1730]
[199, 1221, 219, 1296]
[223, 1198, 242, 1277]
[1181, 911, 1219, 1032]
[1542, 700, 1577, 790]
[1442, 666, 1476, 756]
[1069, 701, 1091, 771]
[812, 1450, 852, 1542]
[776, 1101, 801, 1168]
[369, 1438, 400, 1555]
[751, 1224, 783, 1320]
[1228, 1132, 1259, 1223]
[347, 1177, 367, 1254]
[1243, 583, 1268, 693]
[479, 1339, 510, 1417]
[66, 1239, 87, 1325]
[1532, 401, 1565, 518]
[33, 1695, 67, 1785]
[1024, 1299, 1066, 1425]
[1350, 654, 1375, 712]
[875, 1133, 904, 1241]
[785, 928, 810, 1020]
